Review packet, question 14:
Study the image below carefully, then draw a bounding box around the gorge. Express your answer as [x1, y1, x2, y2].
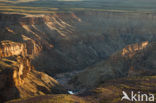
[0, 9, 155, 103]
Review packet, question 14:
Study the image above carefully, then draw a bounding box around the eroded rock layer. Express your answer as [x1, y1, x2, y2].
[0, 12, 155, 75]
[0, 41, 66, 102]
[0, 41, 27, 58]
[71, 42, 156, 90]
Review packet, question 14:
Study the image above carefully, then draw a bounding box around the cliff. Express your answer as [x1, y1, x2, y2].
[71, 42, 156, 90]
[0, 41, 66, 102]
[0, 41, 27, 58]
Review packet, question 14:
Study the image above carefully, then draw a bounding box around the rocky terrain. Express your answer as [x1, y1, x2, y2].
[0, 40, 66, 103]
[83, 75, 156, 103]
[0, 10, 155, 103]
[0, 11, 155, 75]
[71, 42, 156, 90]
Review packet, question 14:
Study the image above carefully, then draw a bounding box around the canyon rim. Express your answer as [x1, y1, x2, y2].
[0, 0, 156, 103]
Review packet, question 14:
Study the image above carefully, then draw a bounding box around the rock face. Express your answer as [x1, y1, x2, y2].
[71, 42, 156, 90]
[0, 41, 66, 103]
[121, 41, 149, 57]
[0, 40, 27, 58]
[0, 12, 156, 75]
[22, 35, 42, 58]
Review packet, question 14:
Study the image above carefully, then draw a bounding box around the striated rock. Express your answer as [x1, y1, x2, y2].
[0, 39, 42, 59]
[0, 40, 27, 58]
[0, 56, 67, 102]
[121, 41, 149, 57]
[22, 35, 42, 58]
[0, 40, 67, 102]
[71, 42, 156, 90]
[0, 56, 31, 102]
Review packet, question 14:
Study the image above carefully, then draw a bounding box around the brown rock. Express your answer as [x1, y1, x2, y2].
[0, 40, 66, 102]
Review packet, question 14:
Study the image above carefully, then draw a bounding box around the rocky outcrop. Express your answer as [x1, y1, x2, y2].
[22, 35, 42, 58]
[0, 40, 67, 102]
[71, 42, 156, 90]
[121, 41, 149, 57]
[0, 40, 27, 58]
[0, 56, 67, 103]
[0, 39, 41, 59]
[0, 56, 31, 101]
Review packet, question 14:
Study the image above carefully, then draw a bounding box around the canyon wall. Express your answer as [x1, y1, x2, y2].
[71, 42, 156, 90]
[0, 40, 66, 102]
[0, 11, 156, 76]
[0, 11, 155, 103]
[0, 40, 27, 58]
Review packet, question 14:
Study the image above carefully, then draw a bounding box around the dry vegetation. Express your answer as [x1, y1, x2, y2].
[90, 76, 156, 103]
[6, 76, 156, 103]
[7, 94, 92, 103]
[0, 5, 58, 14]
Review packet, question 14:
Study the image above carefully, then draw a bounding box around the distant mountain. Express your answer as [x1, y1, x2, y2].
[1, 0, 156, 12]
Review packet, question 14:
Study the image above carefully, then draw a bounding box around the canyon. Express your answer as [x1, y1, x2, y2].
[71, 42, 156, 90]
[1, 11, 155, 75]
[0, 10, 155, 103]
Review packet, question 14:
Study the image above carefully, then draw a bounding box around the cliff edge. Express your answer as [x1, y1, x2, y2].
[0, 40, 66, 102]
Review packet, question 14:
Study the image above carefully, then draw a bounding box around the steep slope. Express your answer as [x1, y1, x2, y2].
[7, 76, 156, 103]
[0, 11, 156, 76]
[0, 40, 27, 58]
[0, 41, 66, 103]
[71, 42, 156, 90]
[6, 76, 156, 103]
[84, 76, 156, 103]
